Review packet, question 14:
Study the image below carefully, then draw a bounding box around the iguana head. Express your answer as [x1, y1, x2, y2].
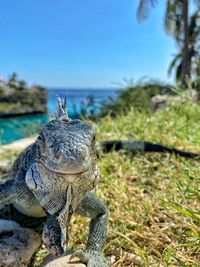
[26, 97, 99, 214]
[36, 118, 97, 181]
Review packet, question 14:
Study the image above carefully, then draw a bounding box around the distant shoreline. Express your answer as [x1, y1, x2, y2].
[47, 87, 120, 90]
[0, 84, 47, 119]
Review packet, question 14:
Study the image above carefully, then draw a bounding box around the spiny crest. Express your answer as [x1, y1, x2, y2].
[55, 95, 70, 120]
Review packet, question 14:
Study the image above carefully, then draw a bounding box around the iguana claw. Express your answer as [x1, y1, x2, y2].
[70, 249, 109, 267]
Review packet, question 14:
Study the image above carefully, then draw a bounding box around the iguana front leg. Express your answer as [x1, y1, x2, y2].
[0, 178, 37, 207]
[74, 192, 109, 267]
[0, 177, 46, 218]
[42, 214, 64, 256]
[42, 201, 73, 256]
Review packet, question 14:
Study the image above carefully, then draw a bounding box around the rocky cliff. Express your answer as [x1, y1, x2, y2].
[0, 77, 47, 117]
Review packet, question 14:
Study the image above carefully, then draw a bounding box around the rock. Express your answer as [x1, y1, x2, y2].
[0, 219, 20, 232]
[0, 219, 41, 267]
[184, 89, 200, 100]
[151, 89, 200, 112]
[150, 94, 181, 111]
[40, 253, 86, 267]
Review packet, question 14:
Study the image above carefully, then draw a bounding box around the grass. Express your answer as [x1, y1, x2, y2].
[0, 149, 20, 161]
[94, 99, 200, 266]
[1, 98, 200, 266]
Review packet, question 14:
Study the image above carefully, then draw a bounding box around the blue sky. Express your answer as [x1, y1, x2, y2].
[0, 0, 177, 87]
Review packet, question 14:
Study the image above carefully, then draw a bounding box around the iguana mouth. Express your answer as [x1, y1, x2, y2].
[36, 160, 89, 176]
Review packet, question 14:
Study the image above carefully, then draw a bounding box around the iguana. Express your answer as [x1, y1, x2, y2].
[0, 97, 108, 267]
[0, 97, 199, 267]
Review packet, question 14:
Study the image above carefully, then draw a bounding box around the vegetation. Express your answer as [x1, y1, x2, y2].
[99, 82, 173, 117]
[167, 8, 200, 83]
[0, 73, 47, 117]
[1, 97, 199, 266]
[94, 99, 200, 266]
[137, 0, 200, 86]
[98, 78, 200, 118]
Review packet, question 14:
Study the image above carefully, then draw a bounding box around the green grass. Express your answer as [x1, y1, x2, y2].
[1, 99, 200, 266]
[93, 99, 200, 266]
[0, 149, 21, 161]
[88, 99, 200, 266]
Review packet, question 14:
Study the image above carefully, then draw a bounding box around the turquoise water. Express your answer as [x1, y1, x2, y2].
[0, 88, 118, 144]
[0, 114, 48, 144]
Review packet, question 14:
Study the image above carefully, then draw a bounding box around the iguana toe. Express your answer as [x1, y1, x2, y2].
[70, 249, 109, 267]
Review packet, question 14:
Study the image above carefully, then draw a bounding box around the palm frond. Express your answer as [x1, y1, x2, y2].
[137, 0, 157, 21]
[168, 53, 182, 76]
[165, 0, 183, 42]
[189, 10, 200, 41]
[175, 60, 183, 82]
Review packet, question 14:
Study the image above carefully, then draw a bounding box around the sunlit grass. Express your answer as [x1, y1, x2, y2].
[0, 149, 20, 161]
[93, 100, 200, 266]
[1, 99, 200, 266]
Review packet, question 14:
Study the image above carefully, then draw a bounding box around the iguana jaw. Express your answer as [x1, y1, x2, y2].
[35, 159, 89, 176]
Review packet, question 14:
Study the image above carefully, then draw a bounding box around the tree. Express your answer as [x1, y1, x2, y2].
[137, 0, 200, 86]
[18, 80, 27, 90]
[165, 0, 190, 84]
[8, 72, 18, 88]
[168, 9, 200, 83]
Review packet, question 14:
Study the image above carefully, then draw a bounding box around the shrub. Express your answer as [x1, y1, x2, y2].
[99, 82, 174, 117]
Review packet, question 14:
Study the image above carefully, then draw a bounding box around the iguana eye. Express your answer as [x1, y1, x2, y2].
[38, 136, 43, 141]
[38, 134, 45, 142]
[92, 135, 96, 143]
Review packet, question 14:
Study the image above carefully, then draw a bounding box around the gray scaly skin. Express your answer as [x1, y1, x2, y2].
[0, 97, 109, 267]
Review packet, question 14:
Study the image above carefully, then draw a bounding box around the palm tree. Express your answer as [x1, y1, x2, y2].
[137, 0, 200, 85]
[9, 72, 18, 83]
[164, 0, 190, 83]
[168, 9, 200, 82]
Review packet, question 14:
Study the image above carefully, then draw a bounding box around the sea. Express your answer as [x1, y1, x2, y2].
[0, 88, 119, 144]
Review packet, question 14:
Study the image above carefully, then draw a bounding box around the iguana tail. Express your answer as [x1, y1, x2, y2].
[99, 140, 200, 159]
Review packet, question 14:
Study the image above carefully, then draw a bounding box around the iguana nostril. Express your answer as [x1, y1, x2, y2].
[55, 149, 64, 161]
